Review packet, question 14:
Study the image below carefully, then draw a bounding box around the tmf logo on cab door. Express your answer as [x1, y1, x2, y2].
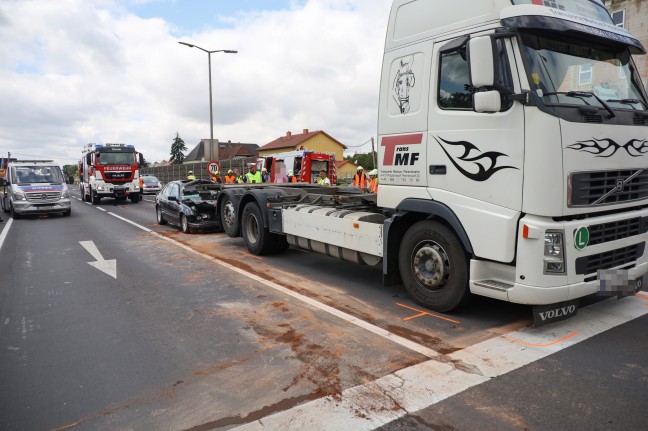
[381, 134, 423, 166]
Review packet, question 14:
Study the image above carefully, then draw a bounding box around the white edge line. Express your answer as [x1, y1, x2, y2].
[105, 211, 438, 358]
[0, 218, 14, 252]
[97, 208, 107, 212]
[232, 293, 648, 431]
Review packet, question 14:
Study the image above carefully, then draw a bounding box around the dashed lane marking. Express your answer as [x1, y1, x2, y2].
[0, 218, 13, 252]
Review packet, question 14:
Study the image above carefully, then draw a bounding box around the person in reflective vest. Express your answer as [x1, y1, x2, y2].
[316, 170, 331, 186]
[368, 170, 378, 193]
[224, 169, 236, 184]
[187, 170, 196, 181]
[246, 165, 262, 184]
[353, 166, 367, 190]
[234, 168, 244, 183]
[287, 170, 298, 183]
[211, 170, 222, 183]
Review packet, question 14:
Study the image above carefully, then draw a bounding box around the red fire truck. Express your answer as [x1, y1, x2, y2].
[259, 149, 336, 184]
[79, 143, 144, 204]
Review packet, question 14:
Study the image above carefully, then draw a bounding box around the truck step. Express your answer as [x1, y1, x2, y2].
[473, 280, 514, 292]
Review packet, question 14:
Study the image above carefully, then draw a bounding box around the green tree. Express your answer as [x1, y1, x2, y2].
[170, 132, 187, 164]
[62, 164, 78, 177]
[345, 152, 376, 171]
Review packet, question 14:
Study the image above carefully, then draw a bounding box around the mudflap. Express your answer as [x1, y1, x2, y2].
[532, 298, 579, 328]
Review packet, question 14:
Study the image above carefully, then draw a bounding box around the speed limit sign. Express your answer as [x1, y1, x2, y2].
[207, 161, 220, 175]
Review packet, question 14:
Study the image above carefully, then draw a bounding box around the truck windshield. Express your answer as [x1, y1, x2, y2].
[520, 32, 648, 111]
[97, 151, 135, 165]
[14, 166, 65, 184]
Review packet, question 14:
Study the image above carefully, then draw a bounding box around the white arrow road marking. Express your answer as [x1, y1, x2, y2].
[79, 241, 116, 279]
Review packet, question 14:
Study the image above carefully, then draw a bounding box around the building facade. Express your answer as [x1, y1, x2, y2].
[258, 129, 346, 161]
[605, 0, 648, 88]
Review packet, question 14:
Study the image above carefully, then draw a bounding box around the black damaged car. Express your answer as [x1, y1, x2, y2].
[155, 180, 222, 233]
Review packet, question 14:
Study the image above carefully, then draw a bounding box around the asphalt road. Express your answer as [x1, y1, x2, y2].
[0, 192, 646, 431]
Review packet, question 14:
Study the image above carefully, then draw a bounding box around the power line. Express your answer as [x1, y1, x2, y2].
[345, 138, 374, 149]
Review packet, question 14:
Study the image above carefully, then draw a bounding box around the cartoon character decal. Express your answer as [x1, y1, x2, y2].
[393, 55, 416, 114]
[567, 138, 648, 158]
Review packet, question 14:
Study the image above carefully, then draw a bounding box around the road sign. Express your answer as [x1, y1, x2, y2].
[207, 161, 220, 175]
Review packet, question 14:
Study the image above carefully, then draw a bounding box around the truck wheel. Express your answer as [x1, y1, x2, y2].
[156, 206, 167, 225]
[130, 193, 140, 203]
[399, 220, 469, 312]
[241, 203, 275, 255]
[180, 214, 191, 234]
[91, 190, 101, 205]
[220, 195, 239, 237]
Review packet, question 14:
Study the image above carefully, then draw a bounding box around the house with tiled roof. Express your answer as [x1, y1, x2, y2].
[185, 139, 259, 162]
[259, 129, 346, 161]
[335, 159, 359, 181]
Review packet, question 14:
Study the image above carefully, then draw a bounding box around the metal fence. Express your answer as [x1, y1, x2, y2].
[141, 157, 257, 186]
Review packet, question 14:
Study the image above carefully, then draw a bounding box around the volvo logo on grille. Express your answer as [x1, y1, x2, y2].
[615, 179, 625, 193]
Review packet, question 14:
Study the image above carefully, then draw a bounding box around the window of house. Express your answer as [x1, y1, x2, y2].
[579, 64, 593, 85]
[612, 10, 625, 28]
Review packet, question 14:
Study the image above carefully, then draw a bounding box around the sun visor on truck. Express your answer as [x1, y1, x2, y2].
[500, 5, 645, 54]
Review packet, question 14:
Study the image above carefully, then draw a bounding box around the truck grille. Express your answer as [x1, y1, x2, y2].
[104, 172, 131, 180]
[570, 169, 648, 206]
[26, 192, 61, 203]
[587, 217, 648, 246]
[575, 243, 645, 275]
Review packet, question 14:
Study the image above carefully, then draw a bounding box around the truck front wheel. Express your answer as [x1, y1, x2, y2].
[130, 193, 140, 203]
[91, 190, 101, 205]
[399, 220, 469, 312]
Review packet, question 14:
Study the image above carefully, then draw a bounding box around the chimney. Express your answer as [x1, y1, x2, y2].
[303, 129, 309, 134]
[286, 131, 292, 138]
[227, 140, 232, 147]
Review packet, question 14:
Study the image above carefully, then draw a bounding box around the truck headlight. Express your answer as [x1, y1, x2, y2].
[97, 186, 105, 191]
[14, 191, 26, 201]
[544, 231, 565, 274]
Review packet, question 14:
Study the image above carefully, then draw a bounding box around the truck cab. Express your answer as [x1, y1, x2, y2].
[378, 0, 648, 318]
[0, 161, 72, 218]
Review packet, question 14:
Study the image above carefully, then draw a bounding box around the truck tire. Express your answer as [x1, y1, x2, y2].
[180, 214, 191, 234]
[399, 220, 469, 312]
[130, 193, 140, 203]
[241, 203, 276, 255]
[220, 195, 239, 237]
[156, 206, 167, 225]
[91, 190, 101, 205]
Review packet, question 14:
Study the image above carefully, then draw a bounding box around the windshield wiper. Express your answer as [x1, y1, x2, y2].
[542, 90, 616, 118]
[606, 98, 648, 110]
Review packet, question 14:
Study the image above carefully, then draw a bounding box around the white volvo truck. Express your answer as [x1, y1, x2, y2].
[212, 0, 648, 325]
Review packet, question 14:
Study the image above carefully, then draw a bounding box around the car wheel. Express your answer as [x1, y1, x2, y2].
[220, 194, 239, 237]
[180, 214, 191, 234]
[399, 220, 469, 312]
[156, 206, 167, 225]
[63, 210, 71, 217]
[10, 203, 21, 219]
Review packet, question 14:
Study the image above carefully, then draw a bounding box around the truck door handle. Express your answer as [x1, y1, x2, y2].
[429, 165, 446, 175]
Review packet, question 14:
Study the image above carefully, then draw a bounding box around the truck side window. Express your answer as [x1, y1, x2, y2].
[438, 40, 513, 111]
[438, 47, 473, 110]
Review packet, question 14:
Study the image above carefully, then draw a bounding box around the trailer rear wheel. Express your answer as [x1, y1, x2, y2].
[399, 220, 469, 312]
[220, 195, 239, 237]
[241, 203, 276, 255]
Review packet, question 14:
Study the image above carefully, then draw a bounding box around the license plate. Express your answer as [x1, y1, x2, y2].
[598, 269, 642, 298]
[39, 206, 56, 210]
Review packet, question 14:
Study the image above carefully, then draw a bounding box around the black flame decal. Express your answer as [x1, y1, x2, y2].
[434, 137, 518, 182]
[567, 138, 648, 158]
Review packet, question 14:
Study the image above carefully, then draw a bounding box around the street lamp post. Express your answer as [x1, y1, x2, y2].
[179, 41, 237, 162]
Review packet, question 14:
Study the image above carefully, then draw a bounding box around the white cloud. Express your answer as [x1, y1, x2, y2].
[0, 0, 392, 165]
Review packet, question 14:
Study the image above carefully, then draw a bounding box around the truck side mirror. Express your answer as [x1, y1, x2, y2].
[474, 91, 502, 113]
[86, 153, 92, 165]
[468, 36, 495, 88]
[139, 153, 144, 167]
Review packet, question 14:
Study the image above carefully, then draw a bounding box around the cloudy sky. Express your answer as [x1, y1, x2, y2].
[0, 0, 392, 166]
